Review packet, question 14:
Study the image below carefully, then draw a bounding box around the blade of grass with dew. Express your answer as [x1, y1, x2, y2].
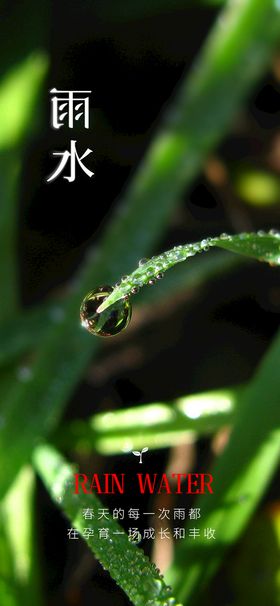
[165, 327, 280, 605]
[0, 251, 246, 369]
[97, 231, 280, 312]
[136, 249, 248, 306]
[55, 386, 241, 454]
[33, 442, 182, 606]
[0, 0, 279, 501]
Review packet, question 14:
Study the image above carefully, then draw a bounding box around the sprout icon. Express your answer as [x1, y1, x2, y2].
[132, 447, 148, 464]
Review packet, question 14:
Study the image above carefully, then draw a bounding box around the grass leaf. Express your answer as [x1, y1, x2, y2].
[0, 52, 48, 320]
[165, 328, 280, 604]
[97, 231, 280, 313]
[56, 386, 240, 454]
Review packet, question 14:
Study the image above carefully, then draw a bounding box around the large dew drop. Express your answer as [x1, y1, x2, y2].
[80, 286, 132, 337]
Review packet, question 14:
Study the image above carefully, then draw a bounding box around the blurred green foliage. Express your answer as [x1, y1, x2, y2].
[235, 168, 280, 207]
[0, 0, 279, 605]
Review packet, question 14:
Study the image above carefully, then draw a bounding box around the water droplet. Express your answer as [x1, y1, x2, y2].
[156, 273, 164, 280]
[80, 286, 132, 337]
[139, 258, 148, 266]
[148, 279, 156, 286]
[151, 578, 163, 596]
[131, 286, 139, 294]
[147, 268, 154, 277]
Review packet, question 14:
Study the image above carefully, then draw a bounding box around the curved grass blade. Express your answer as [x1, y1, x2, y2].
[97, 231, 280, 313]
[165, 327, 280, 604]
[33, 443, 182, 606]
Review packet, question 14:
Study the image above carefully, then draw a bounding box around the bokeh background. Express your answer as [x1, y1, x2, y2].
[0, 1, 279, 605]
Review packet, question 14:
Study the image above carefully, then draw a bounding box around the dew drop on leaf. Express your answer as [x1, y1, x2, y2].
[80, 286, 132, 337]
[139, 258, 148, 266]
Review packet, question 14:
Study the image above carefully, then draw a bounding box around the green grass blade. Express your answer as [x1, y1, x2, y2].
[57, 387, 240, 454]
[97, 231, 280, 312]
[0, 53, 48, 151]
[33, 443, 182, 606]
[1, 467, 42, 606]
[0, 466, 42, 606]
[0, 512, 17, 606]
[136, 250, 247, 306]
[165, 329, 280, 604]
[0, 0, 279, 500]
[225, 508, 280, 604]
[0, 53, 48, 320]
[0, 152, 20, 321]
